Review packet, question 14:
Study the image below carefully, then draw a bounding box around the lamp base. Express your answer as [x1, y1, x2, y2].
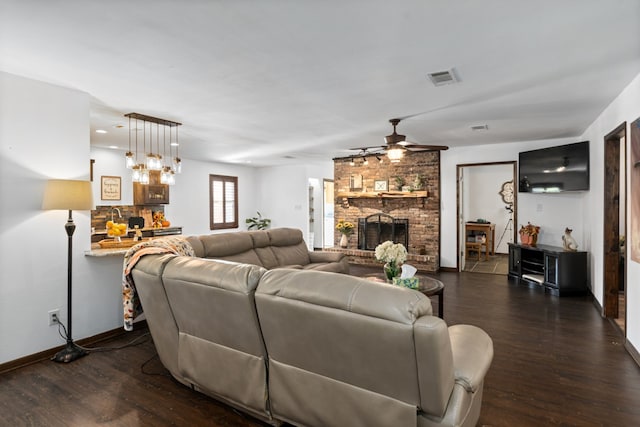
[51, 341, 88, 363]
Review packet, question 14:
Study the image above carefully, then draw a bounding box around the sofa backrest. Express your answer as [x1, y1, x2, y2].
[132, 254, 272, 420]
[254, 268, 453, 426]
[265, 228, 310, 267]
[185, 228, 311, 269]
[186, 232, 264, 266]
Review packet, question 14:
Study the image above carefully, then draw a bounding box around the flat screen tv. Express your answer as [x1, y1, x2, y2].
[518, 141, 589, 193]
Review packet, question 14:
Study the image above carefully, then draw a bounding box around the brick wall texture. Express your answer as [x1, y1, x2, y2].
[334, 151, 440, 271]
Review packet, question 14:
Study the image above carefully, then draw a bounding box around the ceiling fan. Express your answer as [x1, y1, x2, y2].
[350, 118, 448, 162]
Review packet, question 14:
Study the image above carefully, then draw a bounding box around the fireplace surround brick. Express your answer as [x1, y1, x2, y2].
[333, 151, 440, 272]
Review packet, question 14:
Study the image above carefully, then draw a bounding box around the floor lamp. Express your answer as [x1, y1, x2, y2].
[42, 179, 94, 363]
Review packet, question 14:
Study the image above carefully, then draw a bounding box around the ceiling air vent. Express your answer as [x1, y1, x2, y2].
[471, 124, 489, 131]
[427, 69, 458, 86]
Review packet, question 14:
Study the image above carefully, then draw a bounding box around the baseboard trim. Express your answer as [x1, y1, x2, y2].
[439, 266, 458, 273]
[0, 320, 148, 374]
[625, 340, 640, 368]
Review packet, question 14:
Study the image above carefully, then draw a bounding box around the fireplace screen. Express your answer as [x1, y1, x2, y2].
[358, 213, 408, 250]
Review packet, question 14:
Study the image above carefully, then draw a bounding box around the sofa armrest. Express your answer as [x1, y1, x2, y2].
[308, 251, 346, 263]
[448, 324, 493, 393]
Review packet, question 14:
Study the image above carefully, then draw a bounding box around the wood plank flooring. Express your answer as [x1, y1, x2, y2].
[1, 267, 639, 426]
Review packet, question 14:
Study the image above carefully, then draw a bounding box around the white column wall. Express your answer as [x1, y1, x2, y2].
[580, 72, 640, 351]
[0, 72, 99, 363]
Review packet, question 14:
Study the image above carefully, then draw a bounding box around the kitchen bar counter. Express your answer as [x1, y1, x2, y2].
[86, 226, 183, 257]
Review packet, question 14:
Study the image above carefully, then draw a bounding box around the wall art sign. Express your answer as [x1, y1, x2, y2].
[101, 175, 121, 201]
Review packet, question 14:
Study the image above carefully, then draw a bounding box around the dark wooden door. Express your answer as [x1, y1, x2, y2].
[602, 123, 625, 317]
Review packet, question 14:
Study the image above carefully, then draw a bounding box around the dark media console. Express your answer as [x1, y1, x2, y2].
[508, 243, 588, 296]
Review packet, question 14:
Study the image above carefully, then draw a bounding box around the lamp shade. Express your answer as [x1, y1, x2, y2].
[42, 179, 94, 211]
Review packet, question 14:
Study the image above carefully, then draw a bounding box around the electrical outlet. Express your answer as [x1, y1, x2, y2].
[48, 309, 60, 326]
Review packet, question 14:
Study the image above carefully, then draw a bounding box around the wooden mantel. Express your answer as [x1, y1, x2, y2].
[336, 190, 428, 207]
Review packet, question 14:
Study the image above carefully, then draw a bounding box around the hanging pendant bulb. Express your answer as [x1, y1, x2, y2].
[125, 152, 135, 169]
[140, 168, 150, 185]
[172, 156, 182, 174]
[131, 164, 142, 182]
[167, 170, 176, 186]
[125, 116, 135, 169]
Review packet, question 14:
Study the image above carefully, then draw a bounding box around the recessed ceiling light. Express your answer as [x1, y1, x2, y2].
[96, 129, 107, 134]
[108, 145, 119, 149]
[170, 142, 179, 147]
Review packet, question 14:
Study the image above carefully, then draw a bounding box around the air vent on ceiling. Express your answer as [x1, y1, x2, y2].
[427, 69, 458, 86]
[471, 124, 489, 131]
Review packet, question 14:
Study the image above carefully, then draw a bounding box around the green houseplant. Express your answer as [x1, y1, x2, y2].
[245, 211, 272, 230]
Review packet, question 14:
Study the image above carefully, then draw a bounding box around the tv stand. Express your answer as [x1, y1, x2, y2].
[508, 243, 588, 296]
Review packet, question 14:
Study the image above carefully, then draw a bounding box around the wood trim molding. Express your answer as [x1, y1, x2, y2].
[0, 320, 147, 374]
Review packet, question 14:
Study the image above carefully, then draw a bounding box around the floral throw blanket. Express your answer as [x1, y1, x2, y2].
[122, 236, 195, 331]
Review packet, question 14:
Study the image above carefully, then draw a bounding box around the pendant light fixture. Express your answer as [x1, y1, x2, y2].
[125, 116, 135, 169]
[125, 113, 182, 184]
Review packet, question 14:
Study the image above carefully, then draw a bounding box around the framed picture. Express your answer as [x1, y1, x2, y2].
[374, 179, 388, 191]
[350, 174, 363, 191]
[101, 176, 121, 200]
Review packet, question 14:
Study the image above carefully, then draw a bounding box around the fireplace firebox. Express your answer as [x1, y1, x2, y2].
[358, 213, 408, 251]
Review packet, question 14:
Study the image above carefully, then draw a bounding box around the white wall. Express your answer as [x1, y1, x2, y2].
[441, 138, 587, 268]
[580, 72, 640, 351]
[0, 72, 112, 364]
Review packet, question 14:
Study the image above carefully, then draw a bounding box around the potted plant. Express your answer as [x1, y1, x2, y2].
[519, 222, 540, 246]
[245, 211, 271, 230]
[374, 241, 408, 282]
[335, 219, 355, 248]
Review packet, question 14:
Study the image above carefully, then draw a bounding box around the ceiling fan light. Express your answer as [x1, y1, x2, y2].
[387, 147, 404, 162]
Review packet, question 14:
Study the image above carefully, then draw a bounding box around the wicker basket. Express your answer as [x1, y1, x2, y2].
[98, 238, 150, 249]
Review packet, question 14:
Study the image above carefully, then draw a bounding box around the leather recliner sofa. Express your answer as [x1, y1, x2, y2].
[130, 254, 493, 427]
[185, 227, 349, 273]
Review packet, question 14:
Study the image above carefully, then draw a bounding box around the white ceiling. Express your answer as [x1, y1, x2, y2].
[2, 1, 640, 167]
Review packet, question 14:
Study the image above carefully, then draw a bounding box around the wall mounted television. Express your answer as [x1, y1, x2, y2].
[518, 141, 590, 193]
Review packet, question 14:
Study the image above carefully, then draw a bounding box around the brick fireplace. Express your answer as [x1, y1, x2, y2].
[331, 151, 440, 272]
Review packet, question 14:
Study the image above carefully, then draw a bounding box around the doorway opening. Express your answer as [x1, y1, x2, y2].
[322, 179, 334, 248]
[602, 122, 627, 335]
[457, 161, 517, 273]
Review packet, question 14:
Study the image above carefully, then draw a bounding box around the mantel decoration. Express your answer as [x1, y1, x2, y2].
[336, 219, 355, 248]
[519, 222, 540, 246]
[124, 112, 182, 186]
[374, 241, 408, 282]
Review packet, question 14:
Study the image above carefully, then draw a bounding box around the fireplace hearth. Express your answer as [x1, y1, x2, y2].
[358, 213, 408, 251]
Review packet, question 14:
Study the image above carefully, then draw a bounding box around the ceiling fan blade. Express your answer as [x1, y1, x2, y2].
[403, 144, 449, 151]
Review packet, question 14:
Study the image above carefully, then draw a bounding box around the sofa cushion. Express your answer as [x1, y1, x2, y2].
[267, 228, 311, 266]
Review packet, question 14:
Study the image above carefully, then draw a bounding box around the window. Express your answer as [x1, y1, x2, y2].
[209, 174, 238, 230]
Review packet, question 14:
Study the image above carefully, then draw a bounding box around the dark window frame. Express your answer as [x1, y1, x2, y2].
[209, 174, 239, 230]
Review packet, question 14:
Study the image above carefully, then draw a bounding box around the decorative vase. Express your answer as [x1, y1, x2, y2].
[340, 233, 349, 248]
[383, 261, 401, 283]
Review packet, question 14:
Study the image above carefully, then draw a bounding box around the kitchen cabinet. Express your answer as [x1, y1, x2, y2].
[133, 170, 169, 205]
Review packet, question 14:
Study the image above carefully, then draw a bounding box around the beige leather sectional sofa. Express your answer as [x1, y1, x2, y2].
[130, 242, 493, 427]
[185, 227, 349, 273]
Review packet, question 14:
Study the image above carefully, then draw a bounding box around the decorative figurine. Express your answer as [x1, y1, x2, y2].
[562, 228, 578, 251]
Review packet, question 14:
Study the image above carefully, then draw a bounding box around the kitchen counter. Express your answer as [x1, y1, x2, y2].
[87, 226, 183, 257]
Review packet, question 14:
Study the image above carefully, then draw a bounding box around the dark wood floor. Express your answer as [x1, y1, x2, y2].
[2, 267, 639, 426]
